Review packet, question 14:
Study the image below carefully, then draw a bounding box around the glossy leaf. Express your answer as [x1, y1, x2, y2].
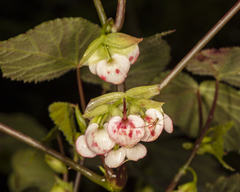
[153, 71, 203, 137]
[204, 174, 240, 192]
[199, 81, 240, 153]
[49, 102, 76, 146]
[8, 148, 55, 192]
[81, 33, 171, 90]
[186, 47, 240, 87]
[0, 18, 101, 82]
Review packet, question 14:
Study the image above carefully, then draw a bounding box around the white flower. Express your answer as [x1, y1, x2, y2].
[107, 115, 145, 147]
[92, 54, 131, 85]
[104, 143, 147, 168]
[141, 109, 164, 142]
[75, 123, 115, 157]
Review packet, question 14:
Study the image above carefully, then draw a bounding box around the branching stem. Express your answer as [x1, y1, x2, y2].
[159, 0, 240, 91]
[165, 79, 219, 192]
[0, 123, 111, 190]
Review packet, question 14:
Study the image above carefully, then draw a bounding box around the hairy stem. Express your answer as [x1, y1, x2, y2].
[165, 79, 219, 192]
[0, 123, 111, 190]
[114, 0, 126, 32]
[93, 0, 107, 27]
[159, 0, 240, 91]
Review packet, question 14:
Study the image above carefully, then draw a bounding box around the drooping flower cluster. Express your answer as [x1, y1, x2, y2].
[78, 33, 142, 85]
[76, 105, 173, 168]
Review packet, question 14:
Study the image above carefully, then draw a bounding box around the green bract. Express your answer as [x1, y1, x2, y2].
[78, 32, 142, 67]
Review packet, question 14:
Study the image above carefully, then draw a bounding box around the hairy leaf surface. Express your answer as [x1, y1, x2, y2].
[186, 47, 240, 87]
[49, 102, 76, 146]
[0, 18, 101, 82]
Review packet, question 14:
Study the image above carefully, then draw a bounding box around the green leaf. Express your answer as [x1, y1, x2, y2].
[207, 122, 234, 171]
[186, 47, 240, 88]
[153, 71, 204, 137]
[125, 33, 171, 89]
[0, 113, 47, 173]
[204, 173, 240, 192]
[49, 102, 76, 146]
[8, 148, 55, 192]
[185, 122, 234, 171]
[0, 17, 101, 82]
[199, 81, 240, 153]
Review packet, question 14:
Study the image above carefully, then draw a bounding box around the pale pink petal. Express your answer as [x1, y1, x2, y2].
[104, 148, 126, 168]
[124, 143, 147, 161]
[107, 115, 145, 147]
[163, 113, 173, 133]
[96, 54, 130, 85]
[126, 45, 140, 64]
[76, 135, 97, 158]
[89, 63, 98, 74]
[85, 123, 115, 155]
[141, 109, 164, 142]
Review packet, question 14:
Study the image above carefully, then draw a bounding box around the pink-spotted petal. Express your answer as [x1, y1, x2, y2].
[104, 148, 126, 168]
[76, 135, 97, 158]
[107, 115, 145, 147]
[124, 143, 147, 161]
[126, 45, 140, 64]
[96, 54, 130, 85]
[141, 109, 164, 142]
[163, 113, 174, 133]
[85, 123, 115, 155]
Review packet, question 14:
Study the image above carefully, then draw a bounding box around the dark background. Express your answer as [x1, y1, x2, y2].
[0, 0, 240, 191]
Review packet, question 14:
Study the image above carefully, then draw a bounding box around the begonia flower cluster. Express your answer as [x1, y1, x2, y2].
[76, 108, 173, 168]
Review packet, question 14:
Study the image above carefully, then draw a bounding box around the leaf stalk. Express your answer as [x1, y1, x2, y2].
[165, 79, 219, 192]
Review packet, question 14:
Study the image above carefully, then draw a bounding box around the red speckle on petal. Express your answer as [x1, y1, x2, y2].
[115, 69, 120, 74]
[129, 130, 133, 138]
[151, 130, 156, 137]
[129, 56, 134, 61]
[92, 142, 98, 147]
[107, 71, 110, 74]
[100, 75, 106, 81]
[129, 122, 135, 128]
[145, 116, 152, 123]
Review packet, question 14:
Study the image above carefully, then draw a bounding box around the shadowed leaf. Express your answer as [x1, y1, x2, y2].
[200, 81, 240, 153]
[0, 18, 101, 82]
[186, 47, 240, 87]
[8, 148, 55, 192]
[204, 174, 240, 192]
[153, 71, 204, 137]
